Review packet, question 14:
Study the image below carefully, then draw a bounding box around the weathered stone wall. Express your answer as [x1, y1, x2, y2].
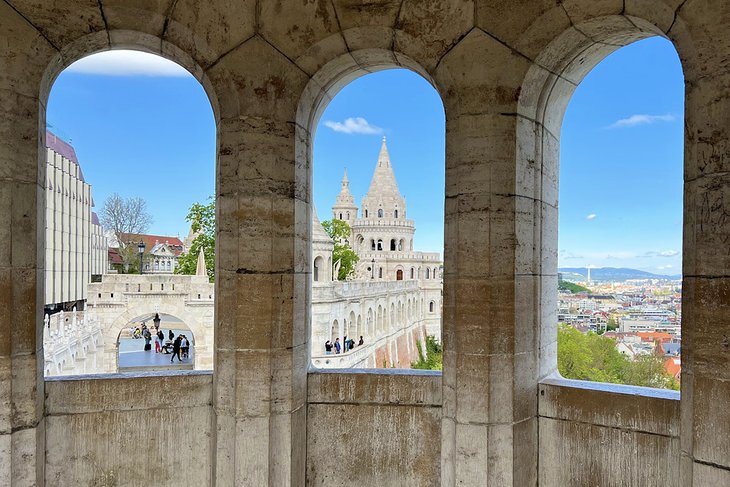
[0, 1, 729, 485]
[539, 379, 680, 486]
[306, 371, 442, 486]
[45, 372, 213, 486]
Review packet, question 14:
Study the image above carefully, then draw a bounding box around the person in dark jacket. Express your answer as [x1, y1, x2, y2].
[168, 329, 174, 341]
[171, 335, 183, 362]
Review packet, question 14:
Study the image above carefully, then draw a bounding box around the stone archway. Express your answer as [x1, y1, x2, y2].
[101, 301, 211, 373]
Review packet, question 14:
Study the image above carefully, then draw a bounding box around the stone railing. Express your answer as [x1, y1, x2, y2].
[352, 218, 415, 229]
[311, 342, 372, 369]
[44, 309, 104, 377]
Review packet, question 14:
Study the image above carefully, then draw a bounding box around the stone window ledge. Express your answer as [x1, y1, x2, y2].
[539, 377, 680, 437]
[308, 368, 442, 407]
[45, 371, 213, 415]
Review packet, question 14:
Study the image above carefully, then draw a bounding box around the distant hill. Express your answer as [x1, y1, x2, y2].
[558, 267, 681, 282]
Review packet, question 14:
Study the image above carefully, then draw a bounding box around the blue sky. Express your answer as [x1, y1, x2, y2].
[47, 51, 216, 239]
[48, 36, 683, 272]
[312, 70, 445, 252]
[559, 37, 684, 274]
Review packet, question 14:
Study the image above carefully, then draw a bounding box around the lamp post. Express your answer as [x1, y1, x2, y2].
[138, 240, 146, 274]
[371, 258, 375, 279]
[153, 312, 161, 330]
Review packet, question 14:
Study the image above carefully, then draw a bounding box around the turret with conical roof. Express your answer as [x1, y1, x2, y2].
[348, 137, 416, 273]
[332, 168, 358, 228]
[361, 137, 406, 220]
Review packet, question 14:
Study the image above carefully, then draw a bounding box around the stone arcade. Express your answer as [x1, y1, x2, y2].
[1, 1, 729, 486]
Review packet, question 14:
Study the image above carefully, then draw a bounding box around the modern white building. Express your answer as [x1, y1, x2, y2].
[44, 131, 107, 313]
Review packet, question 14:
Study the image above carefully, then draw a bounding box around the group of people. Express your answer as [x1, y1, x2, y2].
[131, 323, 191, 362]
[324, 335, 364, 354]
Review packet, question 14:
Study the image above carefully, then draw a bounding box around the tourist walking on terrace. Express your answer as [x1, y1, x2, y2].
[168, 329, 174, 341]
[334, 337, 341, 354]
[154, 330, 162, 353]
[143, 326, 152, 351]
[171, 335, 182, 363]
[181, 335, 190, 360]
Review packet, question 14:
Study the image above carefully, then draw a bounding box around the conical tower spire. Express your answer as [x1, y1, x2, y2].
[366, 136, 401, 199]
[196, 247, 207, 277]
[377, 136, 390, 167]
[332, 168, 358, 224]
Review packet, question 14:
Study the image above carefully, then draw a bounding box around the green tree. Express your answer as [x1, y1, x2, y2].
[557, 324, 679, 390]
[321, 219, 359, 280]
[558, 279, 591, 294]
[606, 316, 618, 331]
[411, 335, 443, 371]
[175, 197, 215, 282]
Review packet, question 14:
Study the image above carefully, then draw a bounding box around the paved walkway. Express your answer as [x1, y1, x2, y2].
[118, 317, 195, 370]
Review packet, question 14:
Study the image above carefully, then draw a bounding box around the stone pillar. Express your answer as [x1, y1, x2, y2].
[0, 3, 57, 484]
[680, 13, 730, 482]
[208, 36, 309, 486]
[435, 29, 537, 486]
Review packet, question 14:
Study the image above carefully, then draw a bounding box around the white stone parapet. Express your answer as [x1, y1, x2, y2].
[357, 250, 441, 261]
[352, 218, 415, 229]
[44, 309, 104, 376]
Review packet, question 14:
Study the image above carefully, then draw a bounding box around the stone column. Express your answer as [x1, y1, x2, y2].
[0, 3, 58, 485]
[435, 29, 537, 486]
[207, 36, 310, 486]
[679, 8, 730, 481]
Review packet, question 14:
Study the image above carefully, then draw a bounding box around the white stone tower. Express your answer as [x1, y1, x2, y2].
[347, 137, 423, 281]
[332, 168, 358, 229]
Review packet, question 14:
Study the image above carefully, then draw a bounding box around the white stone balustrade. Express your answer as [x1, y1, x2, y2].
[44, 308, 103, 377]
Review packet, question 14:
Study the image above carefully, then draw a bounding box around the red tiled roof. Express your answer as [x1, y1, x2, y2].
[637, 331, 673, 343]
[664, 357, 681, 379]
[120, 233, 185, 256]
[108, 248, 123, 264]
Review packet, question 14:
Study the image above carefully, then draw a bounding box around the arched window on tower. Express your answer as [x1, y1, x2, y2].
[377, 208, 383, 218]
[410, 267, 414, 279]
[377, 239, 383, 251]
[396, 269, 403, 281]
[429, 301, 435, 313]
[339, 212, 343, 219]
[426, 268, 430, 279]
[371, 239, 376, 251]
[379, 267, 383, 279]
[390, 239, 396, 251]
[365, 209, 368, 217]
[346, 211, 350, 220]
[394, 209, 398, 218]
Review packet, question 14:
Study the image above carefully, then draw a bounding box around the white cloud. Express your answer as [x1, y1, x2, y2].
[585, 213, 597, 221]
[657, 264, 674, 270]
[323, 117, 384, 135]
[65, 50, 190, 77]
[608, 113, 675, 129]
[660, 250, 679, 257]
